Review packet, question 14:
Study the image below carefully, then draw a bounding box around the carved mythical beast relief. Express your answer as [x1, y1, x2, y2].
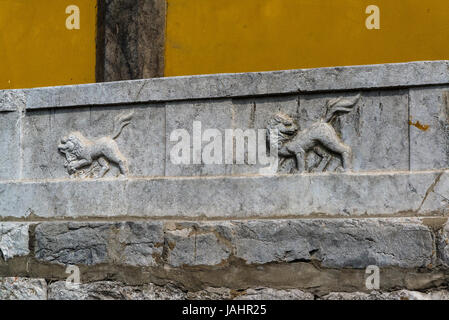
[58, 112, 133, 178]
[267, 94, 360, 173]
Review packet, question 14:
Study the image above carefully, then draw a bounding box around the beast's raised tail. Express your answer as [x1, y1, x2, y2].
[112, 111, 134, 139]
[324, 94, 360, 123]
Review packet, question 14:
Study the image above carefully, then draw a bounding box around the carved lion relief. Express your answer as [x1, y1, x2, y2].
[267, 94, 360, 173]
[58, 111, 133, 178]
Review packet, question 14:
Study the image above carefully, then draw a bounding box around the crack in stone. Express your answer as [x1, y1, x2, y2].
[417, 172, 444, 212]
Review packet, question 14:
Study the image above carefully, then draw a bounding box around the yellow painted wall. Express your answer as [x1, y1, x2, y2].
[0, 0, 96, 89]
[165, 0, 449, 76]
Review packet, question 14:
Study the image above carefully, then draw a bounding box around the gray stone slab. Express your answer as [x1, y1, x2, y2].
[34, 222, 110, 265]
[34, 218, 434, 269]
[298, 61, 449, 92]
[165, 99, 233, 176]
[0, 171, 444, 219]
[322, 290, 449, 300]
[227, 218, 433, 268]
[0, 278, 47, 300]
[22, 104, 165, 179]
[165, 225, 231, 267]
[34, 222, 164, 266]
[0, 89, 25, 112]
[0, 223, 30, 260]
[409, 87, 449, 170]
[235, 288, 314, 300]
[0, 111, 21, 180]
[21, 61, 449, 109]
[48, 281, 185, 300]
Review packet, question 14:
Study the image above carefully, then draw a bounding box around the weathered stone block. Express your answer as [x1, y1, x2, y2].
[34, 219, 434, 269]
[35, 222, 110, 265]
[235, 288, 314, 300]
[409, 87, 449, 170]
[0, 171, 445, 218]
[437, 221, 449, 266]
[34, 222, 164, 266]
[165, 224, 231, 267]
[48, 281, 185, 300]
[322, 290, 449, 300]
[112, 222, 164, 266]
[226, 219, 433, 268]
[0, 89, 26, 112]
[187, 287, 233, 300]
[0, 223, 29, 260]
[165, 99, 233, 176]
[0, 277, 47, 300]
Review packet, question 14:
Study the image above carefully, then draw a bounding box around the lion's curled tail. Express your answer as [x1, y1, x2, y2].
[112, 111, 134, 139]
[324, 94, 360, 123]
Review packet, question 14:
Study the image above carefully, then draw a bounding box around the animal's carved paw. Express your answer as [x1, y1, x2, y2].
[67, 163, 77, 174]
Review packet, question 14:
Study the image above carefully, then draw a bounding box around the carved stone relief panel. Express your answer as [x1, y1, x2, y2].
[58, 112, 133, 178]
[266, 95, 360, 173]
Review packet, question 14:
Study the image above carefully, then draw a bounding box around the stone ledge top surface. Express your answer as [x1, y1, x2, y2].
[1, 60, 448, 111]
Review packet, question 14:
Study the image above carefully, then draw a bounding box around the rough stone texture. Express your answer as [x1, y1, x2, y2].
[0, 89, 25, 112]
[48, 281, 185, 300]
[0, 223, 29, 261]
[236, 288, 314, 300]
[34, 222, 164, 266]
[409, 87, 449, 170]
[187, 287, 234, 300]
[34, 223, 110, 265]
[437, 221, 449, 266]
[322, 290, 449, 300]
[99, 0, 166, 81]
[227, 219, 433, 268]
[0, 171, 445, 219]
[4, 278, 449, 300]
[0, 111, 21, 180]
[165, 226, 231, 267]
[23, 61, 449, 109]
[33, 219, 433, 269]
[165, 99, 233, 176]
[418, 171, 449, 214]
[0, 277, 47, 300]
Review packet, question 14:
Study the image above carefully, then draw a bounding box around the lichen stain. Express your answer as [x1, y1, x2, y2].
[409, 119, 430, 131]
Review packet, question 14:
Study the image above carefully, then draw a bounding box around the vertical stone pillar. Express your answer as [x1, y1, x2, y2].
[96, 0, 166, 82]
